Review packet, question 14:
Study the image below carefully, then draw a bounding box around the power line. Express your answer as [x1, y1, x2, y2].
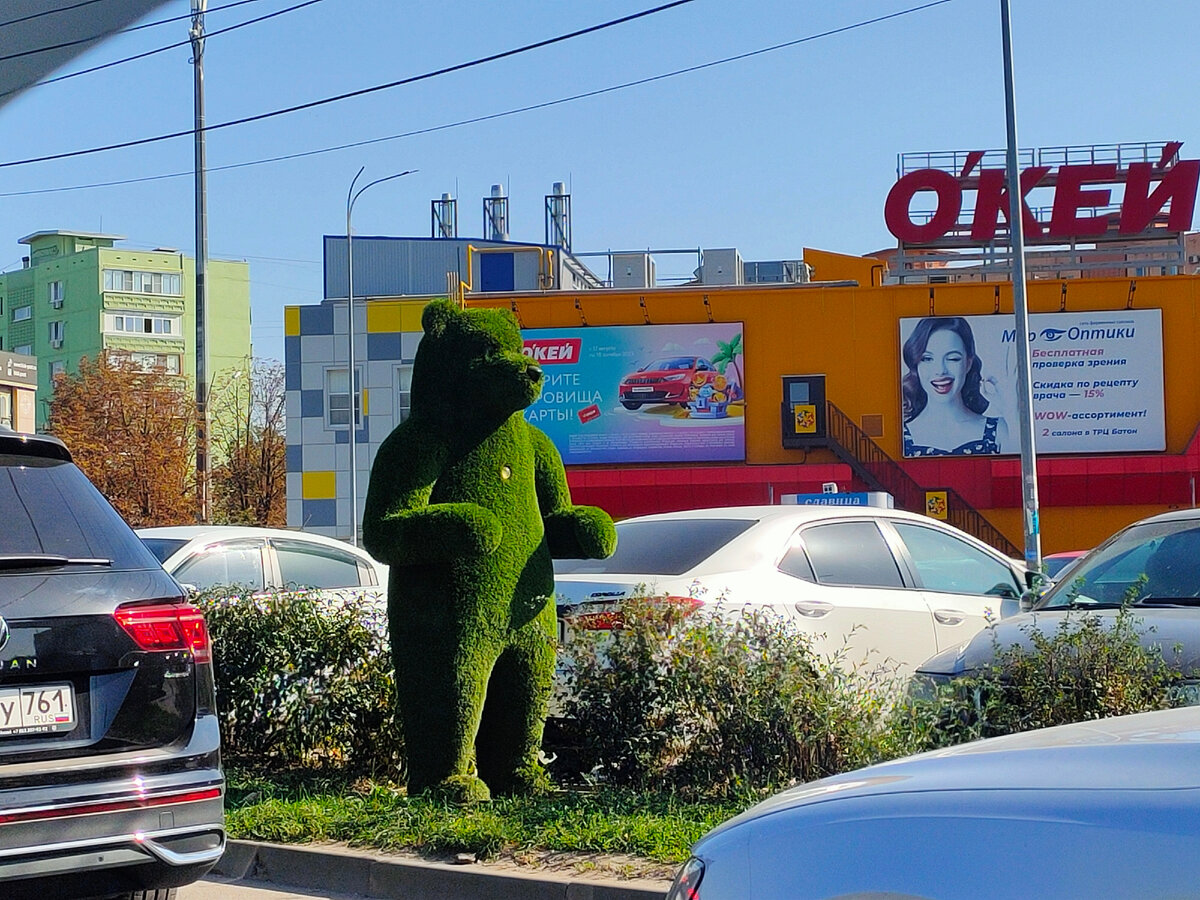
[0, 0, 698, 169]
[0, 0, 327, 96]
[0, 0, 958, 196]
[0, 0, 109, 28]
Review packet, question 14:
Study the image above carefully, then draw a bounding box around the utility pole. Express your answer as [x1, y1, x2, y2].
[191, 0, 211, 523]
[1000, 0, 1042, 573]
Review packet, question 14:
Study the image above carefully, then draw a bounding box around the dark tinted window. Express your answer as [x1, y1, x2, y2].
[1044, 554, 1084, 579]
[0, 453, 160, 570]
[273, 539, 364, 590]
[554, 518, 757, 576]
[801, 521, 904, 588]
[140, 537, 189, 564]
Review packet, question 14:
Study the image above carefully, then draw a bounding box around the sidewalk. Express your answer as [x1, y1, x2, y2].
[214, 840, 672, 900]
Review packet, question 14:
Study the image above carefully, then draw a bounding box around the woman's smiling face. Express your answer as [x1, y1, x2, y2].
[917, 327, 969, 403]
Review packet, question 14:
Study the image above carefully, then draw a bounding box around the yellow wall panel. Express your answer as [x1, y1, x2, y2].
[302, 470, 337, 500]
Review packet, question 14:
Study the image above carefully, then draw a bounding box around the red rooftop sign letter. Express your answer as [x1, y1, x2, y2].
[885, 141, 1200, 246]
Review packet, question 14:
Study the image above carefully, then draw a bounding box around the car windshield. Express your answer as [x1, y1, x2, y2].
[0, 453, 159, 570]
[1039, 520, 1200, 609]
[641, 357, 694, 371]
[140, 537, 190, 564]
[553, 518, 756, 576]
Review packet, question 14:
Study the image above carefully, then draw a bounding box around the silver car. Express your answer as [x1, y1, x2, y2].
[668, 706, 1200, 899]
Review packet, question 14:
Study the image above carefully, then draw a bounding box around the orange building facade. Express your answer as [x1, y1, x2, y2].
[469, 249, 1200, 556]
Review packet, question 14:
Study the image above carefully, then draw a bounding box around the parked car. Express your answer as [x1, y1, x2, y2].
[136, 526, 388, 604]
[617, 355, 720, 409]
[0, 429, 224, 900]
[1043, 548, 1089, 580]
[554, 505, 1032, 677]
[915, 509, 1200, 693]
[668, 705, 1200, 899]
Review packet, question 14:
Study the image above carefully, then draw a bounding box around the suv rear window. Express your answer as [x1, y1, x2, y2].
[0, 453, 162, 570]
[554, 518, 756, 576]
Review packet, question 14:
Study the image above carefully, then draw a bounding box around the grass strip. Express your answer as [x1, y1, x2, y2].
[224, 767, 742, 866]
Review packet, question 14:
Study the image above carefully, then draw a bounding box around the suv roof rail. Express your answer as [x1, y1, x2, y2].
[0, 430, 72, 462]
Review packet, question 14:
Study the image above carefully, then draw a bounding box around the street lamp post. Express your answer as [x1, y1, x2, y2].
[999, 0, 1042, 574]
[345, 167, 415, 547]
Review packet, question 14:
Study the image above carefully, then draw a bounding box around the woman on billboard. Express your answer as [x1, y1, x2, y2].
[902, 316, 1010, 456]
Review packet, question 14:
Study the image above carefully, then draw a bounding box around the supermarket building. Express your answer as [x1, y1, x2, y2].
[284, 146, 1200, 556]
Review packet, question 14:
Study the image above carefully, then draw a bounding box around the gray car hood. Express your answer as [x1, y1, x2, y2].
[918, 607, 1200, 677]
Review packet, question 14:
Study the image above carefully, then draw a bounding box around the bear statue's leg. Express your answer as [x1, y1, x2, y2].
[395, 629, 496, 802]
[475, 605, 557, 796]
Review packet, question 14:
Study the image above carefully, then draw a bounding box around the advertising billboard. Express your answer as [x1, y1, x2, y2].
[522, 323, 745, 465]
[899, 310, 1164, 457]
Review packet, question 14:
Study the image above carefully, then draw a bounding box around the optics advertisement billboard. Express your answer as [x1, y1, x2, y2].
[522, 322, 745, 465]
[899, 310, 1164, 457]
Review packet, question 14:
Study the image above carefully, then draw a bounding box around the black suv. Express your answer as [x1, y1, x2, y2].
[0, 430, 224, 900]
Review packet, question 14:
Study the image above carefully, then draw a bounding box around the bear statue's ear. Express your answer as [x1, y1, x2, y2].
[421, 298, 457, 338]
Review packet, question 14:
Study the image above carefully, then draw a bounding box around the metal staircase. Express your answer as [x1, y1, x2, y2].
[825, 401, 1020, 558]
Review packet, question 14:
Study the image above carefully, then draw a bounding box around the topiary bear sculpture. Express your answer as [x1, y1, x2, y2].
[363, 298, 616, 801]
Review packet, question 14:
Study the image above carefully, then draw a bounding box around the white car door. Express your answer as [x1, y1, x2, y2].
[775, 519, 940, 677]
[888, 520, 1025, 653]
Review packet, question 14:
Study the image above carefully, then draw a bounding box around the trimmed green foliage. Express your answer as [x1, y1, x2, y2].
[897, 604, 1187, 749]
[362, 299, 615, 800]
[561, 599, 899, 797]
[196, 587, 402, 774]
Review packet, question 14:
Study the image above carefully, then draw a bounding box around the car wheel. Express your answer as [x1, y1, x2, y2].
[620, 401, 642, 410]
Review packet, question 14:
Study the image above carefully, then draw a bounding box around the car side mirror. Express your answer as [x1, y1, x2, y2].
[1019, 590, 1037, 612]
[179, 582, 200, 599]
[1024, 569, 1042, 591]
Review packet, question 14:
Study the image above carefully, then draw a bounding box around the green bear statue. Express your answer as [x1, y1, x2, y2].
[363, 298, 616, 801]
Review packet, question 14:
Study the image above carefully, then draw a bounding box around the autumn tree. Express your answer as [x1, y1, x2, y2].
[208, 358, 287, 527]
[47, 351, 197, 526]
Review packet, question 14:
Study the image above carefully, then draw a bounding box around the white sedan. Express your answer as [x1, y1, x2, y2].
[554, 505, 1031, 677]
[669, 706, 1200, 899]
[137, 525, 388, 604]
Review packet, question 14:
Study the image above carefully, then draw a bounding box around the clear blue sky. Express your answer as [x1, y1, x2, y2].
[1, 0, 1196, 363]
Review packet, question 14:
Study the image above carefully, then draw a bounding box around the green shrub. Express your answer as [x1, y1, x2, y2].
[560, 598, 897, 797]
[896, 604, 1186, 750]
[196, 587, 403, 775]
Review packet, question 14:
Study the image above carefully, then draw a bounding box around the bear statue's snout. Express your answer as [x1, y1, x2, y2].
[526, 364, 544, 384]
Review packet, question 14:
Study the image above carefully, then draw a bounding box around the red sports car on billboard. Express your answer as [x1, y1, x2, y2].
[619, 356, 720, 409]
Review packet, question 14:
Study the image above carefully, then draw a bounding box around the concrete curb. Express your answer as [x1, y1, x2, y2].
[213, 839, 671, 900]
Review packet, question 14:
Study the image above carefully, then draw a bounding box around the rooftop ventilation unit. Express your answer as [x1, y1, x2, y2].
[544, 181, 571, 251]
[431, 193, 457, 238]
[483, 184, 509, 241]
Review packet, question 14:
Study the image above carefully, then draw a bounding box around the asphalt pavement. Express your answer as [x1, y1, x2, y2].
[185, 878, 376, 899]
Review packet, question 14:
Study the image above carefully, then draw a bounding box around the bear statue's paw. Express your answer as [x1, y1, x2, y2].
[426, 774, 492, 805]
[573, 506, 618, 559]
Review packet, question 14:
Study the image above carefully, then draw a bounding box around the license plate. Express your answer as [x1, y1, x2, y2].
[0, 684, 76, 737]
[631, 386, 654, 393]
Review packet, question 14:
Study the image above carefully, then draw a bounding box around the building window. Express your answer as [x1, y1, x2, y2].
[48, 281, 63, 308]
[12, 305, 31, 322]
[113, 350, 180, 374]
[49, 360, 65, 377]
[103, 269, 182, 296]
[0, 391, 10, 429]
[48, 321, 64, 347]
[13, 344, 32, 356]
[326, 368, 361, 428]
[395, 364, 413, 424]
[107, 313, 179, 336]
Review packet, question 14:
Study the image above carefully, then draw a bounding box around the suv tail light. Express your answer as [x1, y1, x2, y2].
[115, 602, 212, 664]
